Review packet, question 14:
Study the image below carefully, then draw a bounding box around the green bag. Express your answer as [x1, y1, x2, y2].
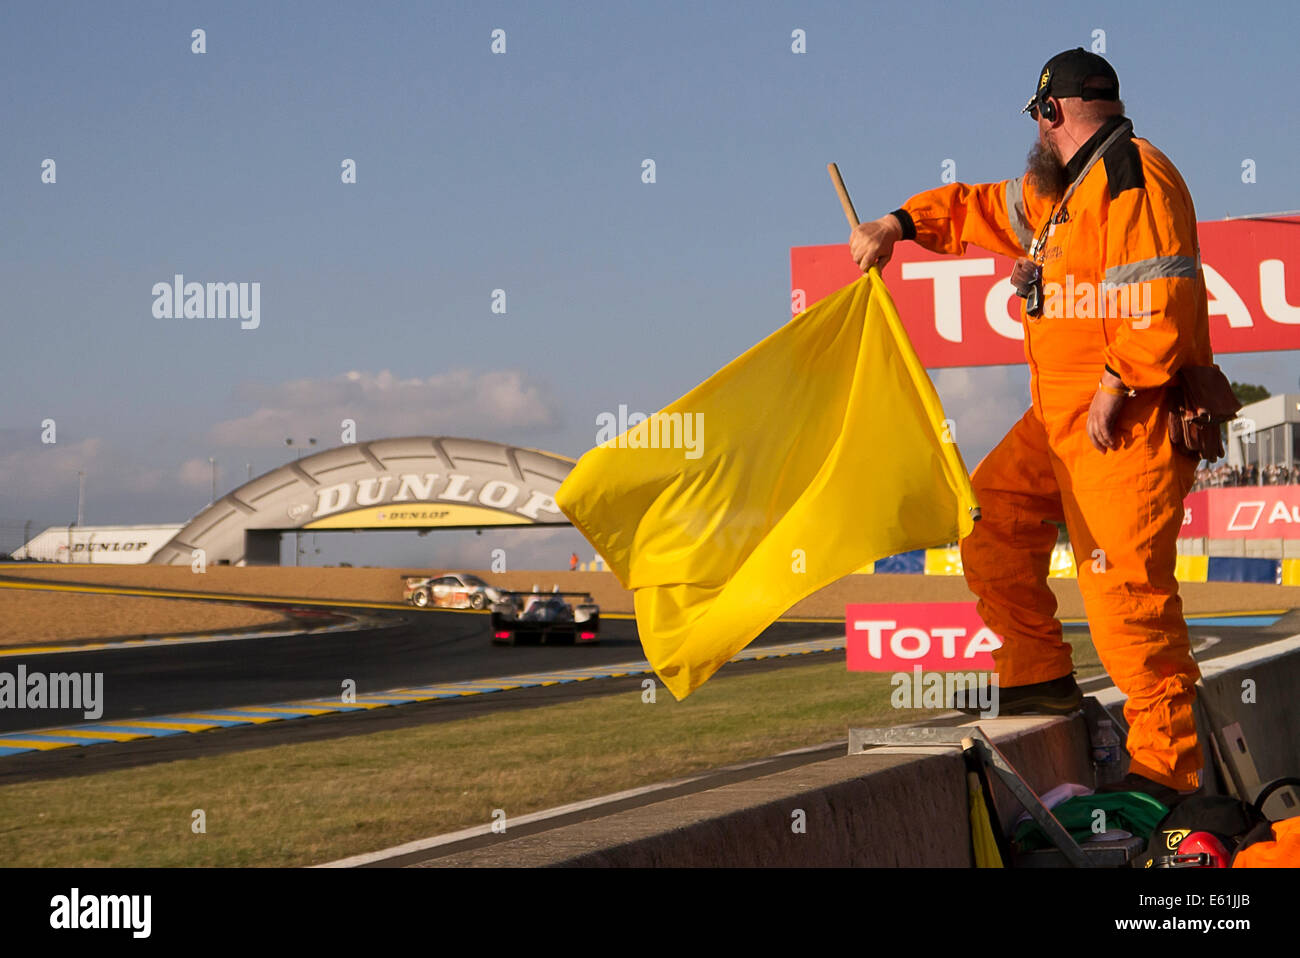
[1013, 793, 1170, 852]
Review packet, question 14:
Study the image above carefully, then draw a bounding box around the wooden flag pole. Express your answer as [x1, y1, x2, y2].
[827, 162, 861, 228]
[826, 161, 982, 523]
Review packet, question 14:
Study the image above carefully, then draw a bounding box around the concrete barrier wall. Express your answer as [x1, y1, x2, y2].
[425, 637, 1300, 868]
[1197, 638, 1300, 789]
[428, 747, 974, 867]
[426, 716, 1094, 868]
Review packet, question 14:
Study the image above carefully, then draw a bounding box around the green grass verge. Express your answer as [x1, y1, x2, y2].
[0, 635, 1104, 867]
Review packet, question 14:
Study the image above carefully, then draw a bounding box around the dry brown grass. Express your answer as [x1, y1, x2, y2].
[0, 589, 288, 646]
[1, 563, 1294, 648]
[4, 563, 1295, 617]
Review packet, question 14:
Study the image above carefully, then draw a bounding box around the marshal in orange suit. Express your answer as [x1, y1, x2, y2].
[849, 49, 1213, 805]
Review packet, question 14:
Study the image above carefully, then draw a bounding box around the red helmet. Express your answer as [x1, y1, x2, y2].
[1153, 831, 1230, 868]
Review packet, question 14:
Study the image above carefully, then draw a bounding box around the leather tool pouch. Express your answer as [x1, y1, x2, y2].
[1166, 365, 1242, 462]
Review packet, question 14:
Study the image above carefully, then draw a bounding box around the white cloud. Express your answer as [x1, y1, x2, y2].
[208, 368, 561, 447]
[177, 457, 217, 490]
[0, 436, 172, 510]
[931, 366, 1031, 469]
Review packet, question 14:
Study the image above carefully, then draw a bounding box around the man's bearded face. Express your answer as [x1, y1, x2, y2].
[1025, 132, 1068, 202]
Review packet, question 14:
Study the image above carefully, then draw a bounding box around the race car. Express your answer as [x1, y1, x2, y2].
[490, 587, 600, 645]
[402, 573, 503, 610]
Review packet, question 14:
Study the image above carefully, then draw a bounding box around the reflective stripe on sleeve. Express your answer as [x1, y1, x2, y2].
[1005, 177, 1034, 253]
[1103, 255, 1199, 286]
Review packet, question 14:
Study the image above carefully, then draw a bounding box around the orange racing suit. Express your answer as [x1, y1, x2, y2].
[894, 115, 1212, 790]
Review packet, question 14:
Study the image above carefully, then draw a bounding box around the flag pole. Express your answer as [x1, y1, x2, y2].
[827, 162, 860, 227]
[826, 162, 981, 524]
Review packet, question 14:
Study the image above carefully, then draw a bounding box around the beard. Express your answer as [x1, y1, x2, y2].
[1025, 137, 1068, 202]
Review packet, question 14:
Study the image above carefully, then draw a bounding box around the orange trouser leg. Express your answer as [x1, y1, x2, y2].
[961, 408, 1073, 688]
[1051, 389, 1202, 791]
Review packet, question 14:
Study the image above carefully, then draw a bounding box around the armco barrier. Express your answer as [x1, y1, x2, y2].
[866, 548, 1284, 582]
[1175, 554, 1210, 583]
[1207, 556, 1282, 584]
[923, 547, 963, 576]
[424, 626, 1300, 867]
[873, 550, 926, 574]
[876, 546, 1191, 580]
[1286, 559, 1300, 586]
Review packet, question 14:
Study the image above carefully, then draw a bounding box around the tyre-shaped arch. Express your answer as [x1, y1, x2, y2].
[151, 436, 576, 566]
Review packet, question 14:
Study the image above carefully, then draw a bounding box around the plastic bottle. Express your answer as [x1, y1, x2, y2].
[1092, 719, 1124, 787]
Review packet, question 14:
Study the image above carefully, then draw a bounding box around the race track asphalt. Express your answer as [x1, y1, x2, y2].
[1, 573, 1294, 784]
[0, 605, 854, 734]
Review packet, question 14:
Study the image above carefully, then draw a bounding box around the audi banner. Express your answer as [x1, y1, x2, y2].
[1181, 486, 1300, 540]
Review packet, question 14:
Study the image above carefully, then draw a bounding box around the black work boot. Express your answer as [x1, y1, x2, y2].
[952, 674, 1083, 716]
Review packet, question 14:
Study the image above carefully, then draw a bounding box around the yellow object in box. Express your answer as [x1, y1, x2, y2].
[924, 546, 964, 575]
[1048, 545, 1077, 578]
[1175, 554, 1209, 583]
[1282, 558, 1300, 586]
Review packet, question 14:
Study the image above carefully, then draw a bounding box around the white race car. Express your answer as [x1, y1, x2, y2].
[403, 573, 503, 610]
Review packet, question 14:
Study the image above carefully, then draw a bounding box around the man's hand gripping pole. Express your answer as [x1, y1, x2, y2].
[826, 162, 981, 523]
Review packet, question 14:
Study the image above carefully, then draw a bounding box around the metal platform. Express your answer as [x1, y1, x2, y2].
[849, 697, 1142, 868]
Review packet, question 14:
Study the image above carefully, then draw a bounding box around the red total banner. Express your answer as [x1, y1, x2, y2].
[845, 602, 1002, 672]
[791, 216, 1300, 367]
[1181, 486, 1300, 540]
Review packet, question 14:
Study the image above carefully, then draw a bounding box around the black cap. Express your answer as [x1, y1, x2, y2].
[1022, 48, 1120, 114]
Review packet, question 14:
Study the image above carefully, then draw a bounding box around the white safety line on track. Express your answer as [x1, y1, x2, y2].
[0, 614, 389, 658]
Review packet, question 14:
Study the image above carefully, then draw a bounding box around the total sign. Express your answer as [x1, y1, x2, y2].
[846, 603, 1003, 671]
[792, 215, 1300, 366]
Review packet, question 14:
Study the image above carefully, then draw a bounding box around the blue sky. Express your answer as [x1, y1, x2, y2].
[2, 0, 1297, 567]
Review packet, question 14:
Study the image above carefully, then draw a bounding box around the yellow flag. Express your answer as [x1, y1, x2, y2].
[556, 269, 978, 699]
